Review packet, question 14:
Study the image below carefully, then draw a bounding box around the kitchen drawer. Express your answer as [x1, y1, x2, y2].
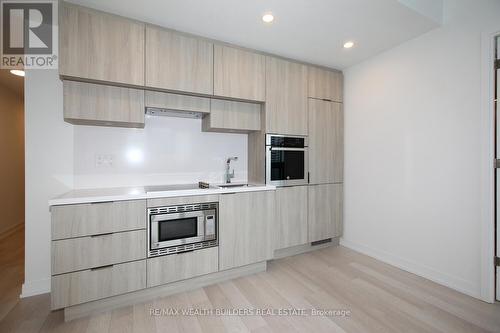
[147, 247, 218, 287]
[51, 260, 146, 309]
[51, 200, 146, 240]
[52, 230, 146, 275]
[147, 195, 219, 208]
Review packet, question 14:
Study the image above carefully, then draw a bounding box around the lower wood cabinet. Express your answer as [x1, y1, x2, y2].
[219, 191, 275, 270]
[308, 98, 344, 184]
[147, 247, 218, 287]
[51, 230, 146, 275]
[51, 200, 146, 240]
[275, 186, 308, 249]
[51, 260, 146, 310]
[202, 99, 261, 133]
[308, 184, 343, 242]
[63, 81, 145, 128]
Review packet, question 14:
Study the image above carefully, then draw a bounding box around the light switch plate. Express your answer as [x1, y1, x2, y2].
[95, 154, 114, 168]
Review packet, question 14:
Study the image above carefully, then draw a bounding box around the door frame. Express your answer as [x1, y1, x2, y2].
[480, 29, 500, 303]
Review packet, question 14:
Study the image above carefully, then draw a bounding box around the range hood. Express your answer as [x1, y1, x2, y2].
[145, 107, 205, 119]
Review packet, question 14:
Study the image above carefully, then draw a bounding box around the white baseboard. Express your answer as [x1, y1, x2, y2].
[21, 278, 51, 298]
[339, 238, 481, 300]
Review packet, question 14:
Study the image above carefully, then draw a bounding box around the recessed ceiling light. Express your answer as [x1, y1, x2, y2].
[10, 69, 25, 77]
[262, 13, 274, 23]
[343, 41, 354, 49]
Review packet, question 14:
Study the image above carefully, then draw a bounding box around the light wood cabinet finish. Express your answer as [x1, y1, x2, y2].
[145, 91, 210, 114]
[51, 260, 146, 310]
[219, 191, 275, 270]
[308, 184, 343, 243]
[51, 230, 146, 275]
[308, 99, 344, 184]
[308, 66, 343, 102]
[146, 26, 213, 95]
[51, 200, 146, 240]
[214, 45, 266, 101]
[202, 99, 261, 133]
[147, 247, 218, 287]
[60, 3, 144, 86]
[266, 57, 308, 135]
[147, 195, 219, 208]
[63, 81, 145, 128]
[275, 186, 308, 250]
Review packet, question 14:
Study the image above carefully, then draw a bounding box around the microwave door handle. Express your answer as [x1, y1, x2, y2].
[198, 216, 205, 237]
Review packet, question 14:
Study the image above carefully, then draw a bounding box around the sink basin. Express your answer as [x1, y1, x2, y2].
[217, 184, 256, 189]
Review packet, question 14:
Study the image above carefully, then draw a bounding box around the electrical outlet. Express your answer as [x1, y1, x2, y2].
[95, 154, 114, 168]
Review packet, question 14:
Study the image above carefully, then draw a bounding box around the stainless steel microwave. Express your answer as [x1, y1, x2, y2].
[147, 202, 218, 257]
[266, 134, 308, 187]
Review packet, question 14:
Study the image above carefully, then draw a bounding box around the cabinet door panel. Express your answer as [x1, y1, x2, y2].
[63, 81, 145, 128]
[52, 230, 146, 275]
[275, 186, 308, 249]
[219, 191, 275, 270]
[308, 184, 343, 242]
[202, 99, 261, 133]
[308, 99, 343, 184]
[308, 66, 343, 102]
[146, 26, 213, 94]
[147, 247, 218, 287]
[51, 260, 146, 310]
[51, 200, 146, 240]
[60, 3, 145, 85]
[214, 45, 265, 101]
[266, 57, 308, 135]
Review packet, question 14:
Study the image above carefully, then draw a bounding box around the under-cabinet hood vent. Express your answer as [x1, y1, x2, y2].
[145, 107, 205, 119]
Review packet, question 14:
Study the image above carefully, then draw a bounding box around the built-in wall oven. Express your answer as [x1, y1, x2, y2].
[266, 134, 308, 186]
[147, 202, 218, 257]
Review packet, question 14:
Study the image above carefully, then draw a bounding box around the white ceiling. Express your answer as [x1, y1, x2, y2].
[67, 0, 442, 70]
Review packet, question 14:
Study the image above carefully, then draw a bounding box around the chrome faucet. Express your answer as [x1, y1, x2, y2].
[225, 157, 238, 183]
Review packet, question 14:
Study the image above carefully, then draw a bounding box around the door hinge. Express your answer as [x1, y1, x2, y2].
[495, 159, 500, 168]
[495, 59, 500, 70]
[496, 257, 500, 267]
[308, 172, 310, 183]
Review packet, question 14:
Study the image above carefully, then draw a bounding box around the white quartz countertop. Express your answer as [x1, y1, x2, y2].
[48, 183, 276, 206]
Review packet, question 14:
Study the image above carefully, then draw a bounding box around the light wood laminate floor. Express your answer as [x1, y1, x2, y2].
[1, 233, 500, 332]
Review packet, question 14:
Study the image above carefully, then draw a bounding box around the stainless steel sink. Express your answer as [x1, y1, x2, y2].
[217, 184, 257, 189]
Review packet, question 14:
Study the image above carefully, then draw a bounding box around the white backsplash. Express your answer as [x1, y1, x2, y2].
[73, 115, 248, 189]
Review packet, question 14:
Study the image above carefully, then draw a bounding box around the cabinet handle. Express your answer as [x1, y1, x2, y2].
[90, 232, 114, 238]
[91, 264, 114, 271]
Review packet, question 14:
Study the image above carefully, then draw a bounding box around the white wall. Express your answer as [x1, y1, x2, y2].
[342, 0, 500, 299]
[23, 69, 73, 297]
[73, 116, 247, 188]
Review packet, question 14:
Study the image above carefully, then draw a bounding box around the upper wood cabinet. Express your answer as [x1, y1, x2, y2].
[308, 184, 343, 242]
[214, 45, 266, 101]
[308, 66, 343, 102]
[275, 186, 308, 250]
[60, 3, 145, 86]
[202, 99, 261, 133]
[266, 57, 308, 135]
[146, 26, 214, 95]
[63, 81, 145, 128]
[308, 98, 343, 184]
[219, 191, 275, 270]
